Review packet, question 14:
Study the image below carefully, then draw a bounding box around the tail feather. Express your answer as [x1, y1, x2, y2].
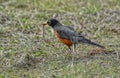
[78, 38, 105, 48]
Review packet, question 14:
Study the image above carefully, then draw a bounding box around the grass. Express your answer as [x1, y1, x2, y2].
[0, 0, 120, 78]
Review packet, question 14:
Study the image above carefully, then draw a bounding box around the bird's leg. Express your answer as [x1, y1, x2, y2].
[71, 44, 76, 67]
[65, 46, 72, 57]
[68, 46, 71, 54]
[72, 44, 76, 56]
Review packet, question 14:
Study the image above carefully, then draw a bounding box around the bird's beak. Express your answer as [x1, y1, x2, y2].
[42, 22, 48, 26]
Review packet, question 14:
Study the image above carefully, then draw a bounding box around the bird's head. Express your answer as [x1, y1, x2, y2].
[42, 19, 61, 28]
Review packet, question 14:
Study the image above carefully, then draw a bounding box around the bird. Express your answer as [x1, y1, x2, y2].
[42, 19, 105, 50]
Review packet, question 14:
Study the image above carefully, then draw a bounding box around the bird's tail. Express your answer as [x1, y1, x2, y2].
[78, 37, 105, 48]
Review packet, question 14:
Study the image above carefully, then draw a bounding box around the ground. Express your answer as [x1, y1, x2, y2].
[0, 0, 120, 78]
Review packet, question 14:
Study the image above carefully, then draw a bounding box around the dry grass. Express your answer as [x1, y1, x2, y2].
[0, 0, 120, 78]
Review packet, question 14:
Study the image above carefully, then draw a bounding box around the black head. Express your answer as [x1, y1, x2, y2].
[47, 19, 61, 28]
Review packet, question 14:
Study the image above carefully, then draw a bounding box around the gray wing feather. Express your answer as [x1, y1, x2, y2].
[55, 26, 84, 43]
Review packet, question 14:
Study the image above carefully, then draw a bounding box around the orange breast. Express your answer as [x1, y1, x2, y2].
[54, 30, 73, 47]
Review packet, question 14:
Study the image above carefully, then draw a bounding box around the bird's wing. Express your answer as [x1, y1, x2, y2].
[55, 26, 87, 43]
[55, 26, 80, 42]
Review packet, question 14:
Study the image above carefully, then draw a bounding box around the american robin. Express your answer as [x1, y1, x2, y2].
[42, 19, 105, 50]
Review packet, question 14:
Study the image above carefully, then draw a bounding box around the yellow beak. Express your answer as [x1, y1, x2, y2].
[42, 22, 48, 26]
